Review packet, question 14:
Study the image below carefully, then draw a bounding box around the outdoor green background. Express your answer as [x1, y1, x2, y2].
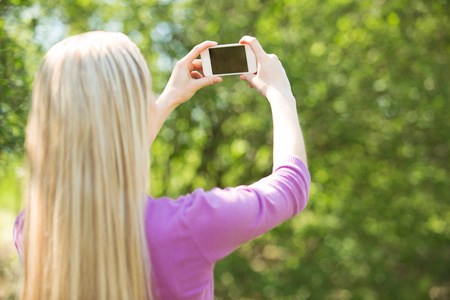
[1, 0, 449, 299]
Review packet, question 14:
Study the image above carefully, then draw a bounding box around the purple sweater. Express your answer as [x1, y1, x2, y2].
[14, 155, 310, 299]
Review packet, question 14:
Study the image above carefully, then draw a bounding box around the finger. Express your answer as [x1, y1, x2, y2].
[191, 71, 203, 79]
[192, 59, 203, 73]
[182, 41, 218, 64]
[240, 73, 257, 90]
[268, 54, 279, 61]
[193, 76, 222, 90]
[240, 73, 256, 84]
[239, 36, 267, 59]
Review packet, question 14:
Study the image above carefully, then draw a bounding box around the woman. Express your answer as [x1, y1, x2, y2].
[14, 31, 310, 299]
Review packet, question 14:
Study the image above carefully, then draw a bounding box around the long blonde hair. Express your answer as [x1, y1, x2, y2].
[23, 31, 153, 299]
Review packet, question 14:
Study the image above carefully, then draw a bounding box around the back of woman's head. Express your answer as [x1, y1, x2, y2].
[24, 31, 153, 300]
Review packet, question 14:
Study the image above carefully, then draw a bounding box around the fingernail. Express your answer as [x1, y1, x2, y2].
[214, 77, 222, 83]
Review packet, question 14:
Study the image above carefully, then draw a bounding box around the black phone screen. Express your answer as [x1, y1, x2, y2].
[209, 46, 248, 75]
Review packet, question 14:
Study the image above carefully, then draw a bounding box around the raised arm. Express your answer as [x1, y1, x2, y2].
[149, 41, 222, 146]
[239, 36, 307, 167]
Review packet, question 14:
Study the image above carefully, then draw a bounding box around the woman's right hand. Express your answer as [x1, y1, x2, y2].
[239, 36, 307, 167]
[239, 36, 294, 102]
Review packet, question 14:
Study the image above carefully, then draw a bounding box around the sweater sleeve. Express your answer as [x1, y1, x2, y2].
[182, 155, 310, 263]
[13, 210, 25, 264]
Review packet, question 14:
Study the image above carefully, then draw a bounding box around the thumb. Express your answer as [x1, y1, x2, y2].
[194, 76, 222, 90]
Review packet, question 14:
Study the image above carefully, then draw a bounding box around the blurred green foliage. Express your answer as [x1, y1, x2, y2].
[0, 0, 31, 156]
[1, 0, 449, 299]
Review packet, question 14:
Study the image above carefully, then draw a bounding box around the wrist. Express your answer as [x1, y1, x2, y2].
[266, 89, 297, 109]
[156, 90, 178, 121]
[158, 88, 179, 111]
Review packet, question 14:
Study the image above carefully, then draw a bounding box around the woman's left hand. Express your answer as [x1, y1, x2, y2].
[161, 41, 222, 108]
[149, 41, 222, 147]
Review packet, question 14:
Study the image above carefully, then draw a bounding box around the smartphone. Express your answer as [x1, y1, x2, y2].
[201, 43, 257, 76]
